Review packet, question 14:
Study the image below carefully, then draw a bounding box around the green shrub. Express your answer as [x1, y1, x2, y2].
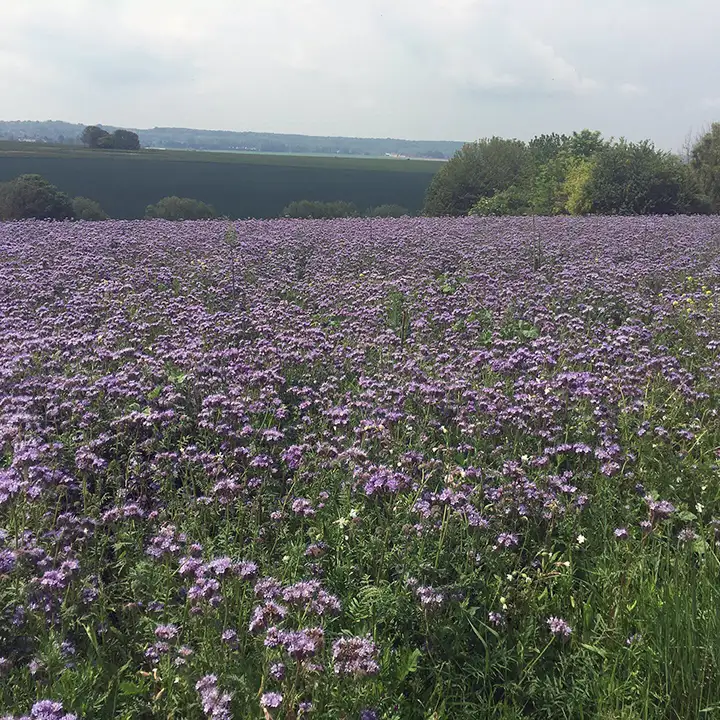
[71, 196, 109, 220]
[145, 196, 217, 220]
[366, 204, 410, 218]
[0, 173, 73, 220]
[282, 200, 359, 219]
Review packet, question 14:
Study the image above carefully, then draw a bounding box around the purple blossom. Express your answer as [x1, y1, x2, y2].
[260, 692, 283, 709]
[547, 616, 572, 639]
[195, 675, 233, 720]
[154, 624, 179, 641]
[332, 635, 380, 677]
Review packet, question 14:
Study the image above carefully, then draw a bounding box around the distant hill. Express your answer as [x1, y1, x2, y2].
[0, 120, 465, 159]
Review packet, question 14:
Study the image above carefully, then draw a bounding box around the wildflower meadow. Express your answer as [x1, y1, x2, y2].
[1, 216, 719, 719]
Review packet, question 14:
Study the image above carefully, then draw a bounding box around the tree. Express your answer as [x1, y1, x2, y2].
[587, 140, 702, 215]
[282, 200, 359, 219]
[566, 129, 608, 158]
[72, 196, 109, 220]
[563, 157, 595, 215]
[528, 133, 570, 167]
[365, 204, 409, 218]
[112, 129, 140, 151]
[145, 196, 217, 220]
[691, 123, 720, 211]
[423, 137, 530, 216]
[0, 174, 73, 220]
[81, 125, 111, 148]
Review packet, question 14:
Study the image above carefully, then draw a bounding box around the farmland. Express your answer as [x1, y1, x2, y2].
[1, 216, 720, 719]
[0, 143, 440, 219]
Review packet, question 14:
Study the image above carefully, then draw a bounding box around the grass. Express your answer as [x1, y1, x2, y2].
[0, 143, 438, 219]
[0, 142, 441, 171]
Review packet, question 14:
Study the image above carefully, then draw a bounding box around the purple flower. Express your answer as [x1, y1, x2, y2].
[154, 624, 179, 641]
[416, 585, 444, 609]
[269, 662, 286, 681]
[547, 616, 572, 639]
[28, 701, 77, 720]
[646, 497, 676, 520]
[291, 498, 316, 517]
[332, 635, 379, 677]
[221, 628, 238, 647]
[0, 548, 18, 574]
[614, 527, 629, 540]
[495, 532, 520, 549]
[195, 675, 232, 720]
[146, 524, 186, 559]
[260, 692, 283, 709]
[488, 611, 505, 627]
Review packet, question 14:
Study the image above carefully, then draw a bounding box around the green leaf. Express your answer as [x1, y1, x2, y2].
[581, 643, 607, 659]
[118, 681, 147, 697]
[395, 648, 422, 682]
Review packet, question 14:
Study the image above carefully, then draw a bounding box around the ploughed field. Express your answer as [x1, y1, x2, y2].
[1, 216, 720, 720]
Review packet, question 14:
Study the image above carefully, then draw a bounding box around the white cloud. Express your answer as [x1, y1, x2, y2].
[0, 0, 719, 147]
[619, 83, 648, 96]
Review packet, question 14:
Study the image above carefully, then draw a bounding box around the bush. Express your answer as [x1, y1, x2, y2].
[365, 204, 410, 218]
[282, 200, 359, 219]
[145, 196, 217, 220]
[0, 174, 73, 220]
[72, 196, 109, 221]
[469, 185, 529, 216]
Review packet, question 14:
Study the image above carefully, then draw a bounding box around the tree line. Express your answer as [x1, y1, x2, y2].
[0, 174, 410, 221]
[423, 126, 720, 216]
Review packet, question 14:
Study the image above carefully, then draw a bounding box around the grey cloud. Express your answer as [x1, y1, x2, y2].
[1, 0, 719, 149]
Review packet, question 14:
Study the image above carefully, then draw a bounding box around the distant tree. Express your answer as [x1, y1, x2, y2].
[423, 137, 529, 216]
[691, 123, 720, 211]
[418, 150, 446, 160]
[145, 196, 217, 220]
[112, 129, 141, 151]
[0, 174, 73, 220]
[282, 200, 359, 219]
[72, 196, 109, 220]
[81, 125, 111, 148]
[365, 204, 409, 218]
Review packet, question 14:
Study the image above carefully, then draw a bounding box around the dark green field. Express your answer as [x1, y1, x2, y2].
[0, 143, 441, 218]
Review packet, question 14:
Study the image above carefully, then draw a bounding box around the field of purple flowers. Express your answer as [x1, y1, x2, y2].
[1, 216, 720, 719]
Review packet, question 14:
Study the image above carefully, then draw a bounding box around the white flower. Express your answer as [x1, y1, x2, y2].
[577, 534, 586, 544]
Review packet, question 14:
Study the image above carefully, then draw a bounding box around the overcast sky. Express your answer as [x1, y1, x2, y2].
[2, 0, 719, 149]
